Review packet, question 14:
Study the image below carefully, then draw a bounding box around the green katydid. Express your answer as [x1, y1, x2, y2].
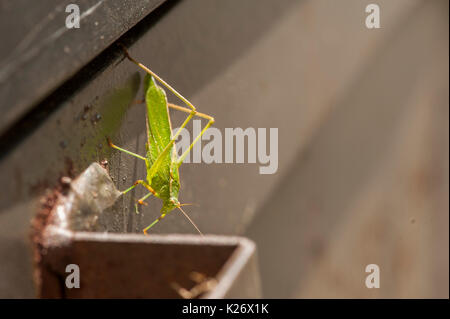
[107, 47, 214, 235]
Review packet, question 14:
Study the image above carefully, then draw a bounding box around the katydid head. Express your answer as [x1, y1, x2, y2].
[161, 198, 203, 236]
[162, 197, 180, 213]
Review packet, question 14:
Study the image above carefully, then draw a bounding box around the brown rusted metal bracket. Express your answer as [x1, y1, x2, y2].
[39, 232, 260, 298]
[34, 163, 261, 298]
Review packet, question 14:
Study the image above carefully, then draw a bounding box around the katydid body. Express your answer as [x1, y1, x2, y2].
[108, 48, 214, 235]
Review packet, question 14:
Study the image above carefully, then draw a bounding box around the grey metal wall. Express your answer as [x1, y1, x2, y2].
[0, 0, 448, 298]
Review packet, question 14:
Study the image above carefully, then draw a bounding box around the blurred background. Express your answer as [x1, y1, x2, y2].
[0, 0, 448, 298]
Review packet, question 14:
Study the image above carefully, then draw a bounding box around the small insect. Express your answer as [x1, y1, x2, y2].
[107, 46, 214, 235]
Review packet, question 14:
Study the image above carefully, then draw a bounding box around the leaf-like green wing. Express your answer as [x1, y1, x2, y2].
[144, 74, 176, 185]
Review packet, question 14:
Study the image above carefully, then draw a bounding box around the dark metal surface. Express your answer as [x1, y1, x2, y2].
[0, 0, 336, 297]
[3, 0, 442, 299]
[38, 232, 260, 298]
[0, 1, 301, 298]
[0, 0, 166, 136]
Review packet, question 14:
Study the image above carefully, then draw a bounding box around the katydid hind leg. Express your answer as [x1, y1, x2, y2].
[165, 103, 215, 166]
[120, 48, 215, 171]
[167, 104, 214, 167]
[121, 45, 197, 112]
